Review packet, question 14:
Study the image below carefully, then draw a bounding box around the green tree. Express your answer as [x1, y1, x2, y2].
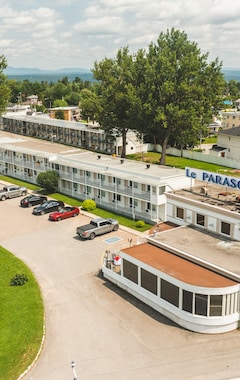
[80, 88, 100, 123]
[36, 170, 59, 193]
[138, 29, 225, 164]
[92, 47, 141, 157]
[53, 99, 68, 107]
[0, 55, 11, 113]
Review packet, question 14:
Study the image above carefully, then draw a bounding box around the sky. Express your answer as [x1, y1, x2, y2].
[0, 0, 240, 71]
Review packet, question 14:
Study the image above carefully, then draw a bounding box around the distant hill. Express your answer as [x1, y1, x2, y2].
[4, 66, 94, 82]
[221, 68, 240, 82]
[4, 66, 240, 83]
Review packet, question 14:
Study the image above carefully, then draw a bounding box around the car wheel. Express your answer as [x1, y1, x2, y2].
[113, 224, 119, 231]
[57, 217, 62, 221]
[28, 203, 32, 207]
[22, 191, 27, 196]
[89, 232, 95, 240]
[1, 195, 6, 201]
[40, 210, 45, 215]
[73, 213, 78, 217]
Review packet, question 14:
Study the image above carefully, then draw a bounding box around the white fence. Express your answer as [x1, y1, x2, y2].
[148, 144, 240, 170]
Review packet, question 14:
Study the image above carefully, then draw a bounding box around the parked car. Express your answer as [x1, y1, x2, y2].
[32, 200, 64, 215]
[0, 185, 27, 201]
[76, 217, 119, 240]
[49, 206, 79, 221]
[20, 195, 47, 207]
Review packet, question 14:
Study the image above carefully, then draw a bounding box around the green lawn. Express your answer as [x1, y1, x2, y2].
[127, 152, 235, 175]
[49, 193, 153, 232]
[0, 247, 44, 380]
[0, 175, 41, 191]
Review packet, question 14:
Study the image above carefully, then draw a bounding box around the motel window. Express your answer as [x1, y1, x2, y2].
[182, 290, 193, 313]
[122, 259, 138, 284]
[196, 213, 205, 226]
[159, 186, 165, 195]
[161, 279, 179, 307]
[221, 221, 230, 236]
[195, 294, 208, 316]
[141, 269, 157, 295]
[176, 207, 184, 219]
[210, 295, 222, 316]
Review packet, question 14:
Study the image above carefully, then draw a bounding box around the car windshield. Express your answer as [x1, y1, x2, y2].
[41, 202, 51, 209]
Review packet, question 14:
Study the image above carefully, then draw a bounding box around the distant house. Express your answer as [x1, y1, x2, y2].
[22, 95, 42, 106]
[235, 98, 240, 110]
[220, 110, 240, 129]
[209, 126, 240, 160]
[207, 116, 222, 135]
[49, 106, 80, 121]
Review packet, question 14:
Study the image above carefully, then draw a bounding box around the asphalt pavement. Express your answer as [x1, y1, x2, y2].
[1, 192, 240, 380]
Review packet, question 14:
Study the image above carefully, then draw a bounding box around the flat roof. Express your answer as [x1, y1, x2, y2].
[122, 242, 238, 288]
[149, 225, 240, 277]
[171, 182, 240, 214]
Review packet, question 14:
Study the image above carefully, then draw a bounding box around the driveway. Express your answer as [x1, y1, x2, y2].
[1, 195, 240, 380]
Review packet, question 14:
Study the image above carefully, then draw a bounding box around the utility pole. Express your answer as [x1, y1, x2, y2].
[71, 361, 78, 379]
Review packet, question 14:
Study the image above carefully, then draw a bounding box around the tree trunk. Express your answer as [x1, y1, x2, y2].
[121, 129, 127, 158]
[159, 137, 168, 165]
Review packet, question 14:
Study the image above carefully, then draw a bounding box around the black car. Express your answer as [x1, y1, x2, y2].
[20, 195, 48, 207]
[32, 200, 64, 215]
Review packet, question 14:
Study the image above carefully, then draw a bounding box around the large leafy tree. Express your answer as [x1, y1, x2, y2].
[138, 28, 225, 164]
[92, 47, 142, 157]
[0, 55, 11, 113]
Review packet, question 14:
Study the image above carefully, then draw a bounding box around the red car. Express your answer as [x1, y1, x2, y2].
[48, 206, 79, 221]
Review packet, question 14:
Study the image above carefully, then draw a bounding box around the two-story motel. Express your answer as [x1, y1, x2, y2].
[1, 114, 147, 157]
[0, 131, 190, 223]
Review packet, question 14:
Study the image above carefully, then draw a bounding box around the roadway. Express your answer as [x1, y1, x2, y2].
[1, 194, 240, 380]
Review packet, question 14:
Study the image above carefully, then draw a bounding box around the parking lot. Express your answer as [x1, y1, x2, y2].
[1, 193, 240, 380]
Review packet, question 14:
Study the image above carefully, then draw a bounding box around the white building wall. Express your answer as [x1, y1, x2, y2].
[217, 134, 240, 161]
[166, 194, 240, 241]
[102, 252, 240, 334]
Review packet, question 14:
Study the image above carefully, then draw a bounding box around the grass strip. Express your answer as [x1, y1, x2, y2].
[0, 247, 44, 380]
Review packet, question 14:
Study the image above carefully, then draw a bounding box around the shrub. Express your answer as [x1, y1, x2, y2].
[82, 199, 96, 211]
[135, 220, 145, 228]
[10, 273, 28, 286]
[36, 170, 59, 193]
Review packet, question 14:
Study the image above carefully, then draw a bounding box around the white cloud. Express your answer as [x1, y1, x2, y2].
[0, 0, 240, 69]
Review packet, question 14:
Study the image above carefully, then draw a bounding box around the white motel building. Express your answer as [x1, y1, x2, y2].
[1, 130, 240, 334]
[0, 131, 190, 223]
